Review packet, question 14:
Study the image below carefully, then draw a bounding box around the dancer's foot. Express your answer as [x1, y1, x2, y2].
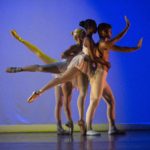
[6, 67, 23, 73]
[57, 127, 70, 135]
[108, 128, 125, 135]
[65, 120, 74, 135]
[86, 130, 101, 136]
[27, 91, 41, 103]
[11, 30, 23, 42]
[78, 120, 86, 135]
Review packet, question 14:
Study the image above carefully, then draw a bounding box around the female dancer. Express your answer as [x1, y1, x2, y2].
[7, 28, 122, 135]
[6, 29, 89, 135]
[25, 17, 142, 136]
[24, 19, 105, 135]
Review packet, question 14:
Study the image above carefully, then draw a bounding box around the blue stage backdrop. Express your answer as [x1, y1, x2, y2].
[0, 0, 149, 125]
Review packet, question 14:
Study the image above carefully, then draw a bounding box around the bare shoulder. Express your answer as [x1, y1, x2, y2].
[98, 40, 107, 48]
[99, 40, 112, 50]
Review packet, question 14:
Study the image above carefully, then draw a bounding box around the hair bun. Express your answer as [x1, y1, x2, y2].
[79, 21, 85, 27]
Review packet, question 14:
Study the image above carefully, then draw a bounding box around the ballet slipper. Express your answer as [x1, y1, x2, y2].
[6, 67, 22, 73]
[27, 91, 41, 103]
[78, 120, 86, 135]
[57, 127, 70, 135]
[65, 120, 74, 135]
[11, 30, 23, 42]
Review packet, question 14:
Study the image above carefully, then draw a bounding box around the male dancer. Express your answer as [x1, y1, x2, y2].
[85, 16, 143, 135]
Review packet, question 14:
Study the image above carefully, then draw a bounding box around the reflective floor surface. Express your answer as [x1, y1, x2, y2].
[0, 131, 150, 150]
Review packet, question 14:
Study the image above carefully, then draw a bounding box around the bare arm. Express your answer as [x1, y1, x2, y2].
[110, 16, 130, 44]
[111, 38, 143, 52]
[61, 45, 81, 59]
[84, 37, 95, 60]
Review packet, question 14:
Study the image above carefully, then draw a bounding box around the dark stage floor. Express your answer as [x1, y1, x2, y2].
[0, 131, 150, 150]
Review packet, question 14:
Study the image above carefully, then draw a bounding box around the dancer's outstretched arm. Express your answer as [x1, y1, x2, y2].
[11, 30, 57, 64]
[99, 17, 131, 51]
[112, 38, 143, 52]
[110, 16, 130, 44]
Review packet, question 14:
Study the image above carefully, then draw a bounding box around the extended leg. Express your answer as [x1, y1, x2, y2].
[6, 62, 68, 74]
[11, 30, 57, 64]
[27, 67, 81, 103]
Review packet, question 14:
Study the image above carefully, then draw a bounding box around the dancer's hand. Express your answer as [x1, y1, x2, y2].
[137, 38, 143, 49]
[27, 90, 41, 103]
[11, 30, 23, 42]
[124, 16, 130, 27]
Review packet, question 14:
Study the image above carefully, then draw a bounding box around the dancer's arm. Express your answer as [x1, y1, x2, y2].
[110, 16, 130, 44]
[61, 45, 81, 58]
[112, 38, 143, 52]
[99, 17, 130, 50]
[11, 30, 57, 64]
[84, 37, 95, 60]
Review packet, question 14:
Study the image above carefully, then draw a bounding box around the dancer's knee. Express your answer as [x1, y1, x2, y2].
[90, 98, 99, 108]
[63, 100, 70, 110]
[56, 98, 63, 107]
[34, 65, 43, 72]
[106, 99, 115, 108]
[78, 92, 86, 102]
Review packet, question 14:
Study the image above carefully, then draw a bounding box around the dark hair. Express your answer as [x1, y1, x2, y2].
[98, 23, 112, 37]
[79, 19, 97, 30]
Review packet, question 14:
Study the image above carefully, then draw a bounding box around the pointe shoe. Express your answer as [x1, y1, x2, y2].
[65, 120, 74, 135]
[6, 67, 22, 73]
[11, 30, 23, 42]
[27, 91, 41, 103]
[78, 120, 86, 135]
[57, 127, 70, 135]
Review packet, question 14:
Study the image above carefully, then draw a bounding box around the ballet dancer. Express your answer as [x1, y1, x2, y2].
[25, 17, 142, 136]
[24, 19, 107, 136]
[85, 16, 143, 135]
[7, 28, 119, 135]
[6, 29, 89, 135]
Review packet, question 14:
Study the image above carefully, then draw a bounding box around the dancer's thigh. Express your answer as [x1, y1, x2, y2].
[102, 81, 115, 103]
[90, 69, 107, 100]
[77, 73, 89, 94]
[41, 61, 67, 73]
[59, 67, 80, 82]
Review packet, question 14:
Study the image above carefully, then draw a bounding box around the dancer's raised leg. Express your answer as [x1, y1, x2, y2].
[27, 67, 81, 103]
[11, 30, 57, 64]
[6, 63, 61, 74]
